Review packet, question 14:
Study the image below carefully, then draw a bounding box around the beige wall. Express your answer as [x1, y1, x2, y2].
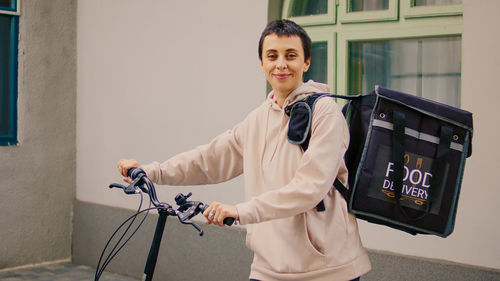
[76, 0, 500, 271]
[0, 0, 76, 268]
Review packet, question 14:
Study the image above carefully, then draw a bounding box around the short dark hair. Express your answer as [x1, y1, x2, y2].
[258, 19, 312, 62]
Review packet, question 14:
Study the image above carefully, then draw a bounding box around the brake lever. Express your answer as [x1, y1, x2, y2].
[109, 174, 145, 195]
[177, 216, 204, 236]
[109, 183, 139, 194]
[176, 202, 204, 221]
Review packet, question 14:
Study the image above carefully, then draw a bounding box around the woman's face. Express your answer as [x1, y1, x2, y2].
[260, 33, 310, 97]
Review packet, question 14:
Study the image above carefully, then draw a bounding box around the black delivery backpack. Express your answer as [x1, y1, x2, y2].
[285, 86, 473, 237]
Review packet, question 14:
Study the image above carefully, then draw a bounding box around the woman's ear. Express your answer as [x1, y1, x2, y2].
[304, 58, 311, 72]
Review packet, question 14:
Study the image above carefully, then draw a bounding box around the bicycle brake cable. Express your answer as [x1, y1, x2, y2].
[95, 192, 151, 280]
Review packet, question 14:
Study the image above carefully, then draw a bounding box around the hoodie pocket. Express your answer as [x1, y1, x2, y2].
[248, 216, 327, 273]
[304, 213, 326, 258]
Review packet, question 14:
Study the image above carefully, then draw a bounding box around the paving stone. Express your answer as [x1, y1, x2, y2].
[0, 263, 138, 281]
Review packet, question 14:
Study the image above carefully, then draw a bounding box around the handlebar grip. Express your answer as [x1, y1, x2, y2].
[223, 217, 235, 226]
[127, 167, 145, 179]
[127, 168, 135, 177]
[199, 204, 235, 226]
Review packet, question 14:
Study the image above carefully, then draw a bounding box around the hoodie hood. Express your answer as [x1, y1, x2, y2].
[267, 80, 330, 110]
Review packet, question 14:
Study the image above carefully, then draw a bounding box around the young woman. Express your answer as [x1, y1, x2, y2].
[118, 19, 371, 281]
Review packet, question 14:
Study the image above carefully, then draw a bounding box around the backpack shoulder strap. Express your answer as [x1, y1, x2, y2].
[285, 93, 330, 151]
[285, 93, 351, 210]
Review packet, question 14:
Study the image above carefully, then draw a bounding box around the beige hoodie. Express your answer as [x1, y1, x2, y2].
[142, 81, 371, 281]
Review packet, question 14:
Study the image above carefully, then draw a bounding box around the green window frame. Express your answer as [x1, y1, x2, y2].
[282, 0, 336, 26]
[279, 0, 463, 107]
[0, 0, 20, 146]
[339, 0, 399, 23]
[0, 0, 20, 15]
[401, 0, 462, 18]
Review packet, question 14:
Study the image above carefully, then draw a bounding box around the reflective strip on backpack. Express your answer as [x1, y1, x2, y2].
[372, 119, 463, 152]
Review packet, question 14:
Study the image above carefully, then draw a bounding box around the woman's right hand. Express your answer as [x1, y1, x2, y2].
[117, 158, 142, 183]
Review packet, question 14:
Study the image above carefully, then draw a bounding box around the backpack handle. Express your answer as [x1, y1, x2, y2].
[391, 110, 453, 221]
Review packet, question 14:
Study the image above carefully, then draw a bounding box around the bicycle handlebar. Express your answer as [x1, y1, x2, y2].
[99, 167, 237, 280]
[109, 168, 234, 235]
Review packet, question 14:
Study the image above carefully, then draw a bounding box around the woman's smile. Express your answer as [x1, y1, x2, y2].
[273, 73, 292, 80]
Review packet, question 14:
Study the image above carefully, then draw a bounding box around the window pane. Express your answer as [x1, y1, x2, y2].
[0, 15, 12, 135]
[349, 37, 461, 107]
[290, 0, 328, 17]
[0, 0, 13, 9]
[304, 41, 328, 84]
[351, 0, 389, 12]
[414, 0, 461, 6]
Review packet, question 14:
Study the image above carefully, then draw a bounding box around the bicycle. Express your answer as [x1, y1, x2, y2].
[94, 168, 234, 281]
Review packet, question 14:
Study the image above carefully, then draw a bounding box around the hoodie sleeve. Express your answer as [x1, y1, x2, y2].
[236, 98, 349, 224]
[141, 124, 244, 186]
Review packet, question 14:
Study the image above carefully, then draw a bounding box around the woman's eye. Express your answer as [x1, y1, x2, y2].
[267, 54, 276, 59]
[287, 53, 297, 59]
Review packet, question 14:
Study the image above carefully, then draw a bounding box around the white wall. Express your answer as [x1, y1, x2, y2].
[77, 0, 500, 271]
[459, 0, 500, 268]
[77, 0, 268, 209]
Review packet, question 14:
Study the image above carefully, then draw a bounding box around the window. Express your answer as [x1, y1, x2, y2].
[349, 37, 461, 107]
[304, 41, 328, 84]
[281, 0, 463, 107]
[282, 0, 336, 26]
[402, 0, 462, 18]
[304, 29, 336, 89]
[339, 0, 398, 23]
[0, 0, 19, 146]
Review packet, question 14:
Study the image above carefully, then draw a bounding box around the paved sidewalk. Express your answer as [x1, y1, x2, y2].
[0, 263, 138, 281]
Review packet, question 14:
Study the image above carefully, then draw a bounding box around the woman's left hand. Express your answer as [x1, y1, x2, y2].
[203, 202, 238, 227]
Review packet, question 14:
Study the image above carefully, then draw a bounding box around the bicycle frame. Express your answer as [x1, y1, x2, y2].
[143, 207, 169, 281]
